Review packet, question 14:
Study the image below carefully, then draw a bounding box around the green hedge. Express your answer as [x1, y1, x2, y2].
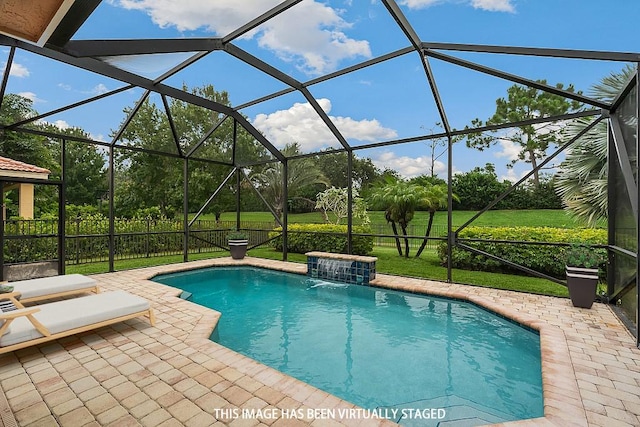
[269, 223, 374, 255]
[437, 226, 607, 279]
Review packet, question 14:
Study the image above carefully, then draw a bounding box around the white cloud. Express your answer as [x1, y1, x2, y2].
[400, 0, 441, 8]
[2, 62, 30, 77]
[91, 84, 109, 95]
[500, 168, 530, 184]
[90, 133, 107, 143]
[35, 119, 72, 130]
[400, 0, 515, 12]
[533, 120, 566, 136]
[53, 120, 70, 130]
[495, 139, 520, 161]
[494, 119, 567, 162]
[259, 2, 371, 75]
[471, 0, 515, 12]
[371, 151, 446, 179]
[252, 98, 397, 152]
[17, 92, 42, 103]
[114, 0, 371, 75]
[59, 83, 110, 95]
[116, 0, 261, 33]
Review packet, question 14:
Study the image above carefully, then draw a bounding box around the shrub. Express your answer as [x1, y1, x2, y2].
[133, 206, 164, 220]
[65, 204, 101, 219]
[227, 231, 248, 240]
[437, 226, 607, 279]
[269, 223, 374, 255]
[564, 243, 606, 269]
[451, 165, 508, 210]
[452, 165, 562, 210]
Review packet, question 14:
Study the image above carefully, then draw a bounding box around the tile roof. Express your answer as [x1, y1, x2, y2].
[0, 156, 50, 174]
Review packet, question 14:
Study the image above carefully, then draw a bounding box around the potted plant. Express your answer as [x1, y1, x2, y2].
[228, 231, 249, 260]
[564, 244, 604, 308]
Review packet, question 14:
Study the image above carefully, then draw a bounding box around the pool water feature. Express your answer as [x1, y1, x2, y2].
[316, 258, 354, 282]
[306, 252, 377, 285]
[154, 267, 543, 425]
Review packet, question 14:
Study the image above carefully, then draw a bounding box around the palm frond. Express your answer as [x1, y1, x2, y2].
[556, 65, 637, 226]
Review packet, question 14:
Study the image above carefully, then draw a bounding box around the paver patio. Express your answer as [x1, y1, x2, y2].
[1, 257, 639, 427]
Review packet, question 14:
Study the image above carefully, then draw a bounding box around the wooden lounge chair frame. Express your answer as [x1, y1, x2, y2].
[1, 275, 100, 304]
[20, 284, 100, 304]
[0, 291, 155, 355]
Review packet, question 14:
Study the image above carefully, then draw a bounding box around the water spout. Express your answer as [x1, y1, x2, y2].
[306, 252, 377, 285]
[317, 258, 354, 282]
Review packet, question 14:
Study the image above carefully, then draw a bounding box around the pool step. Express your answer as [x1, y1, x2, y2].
[179, 291, 192, 300]
[380, 394, 513, 427]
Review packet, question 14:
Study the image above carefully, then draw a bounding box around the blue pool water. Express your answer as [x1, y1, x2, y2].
[154, 267, 543, 425]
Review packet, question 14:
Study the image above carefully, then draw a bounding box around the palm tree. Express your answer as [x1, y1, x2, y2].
[555, 65, 636, 225]
[415, 184, 458, 258]
[369, 178, 421, 257]
[251, 143, 329, 220]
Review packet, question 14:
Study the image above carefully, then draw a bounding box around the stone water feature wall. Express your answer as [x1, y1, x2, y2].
[305, 251, 377, 285]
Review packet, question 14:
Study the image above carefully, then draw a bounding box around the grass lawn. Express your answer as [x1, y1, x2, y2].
[66, 246, 569, 298]
[206, 209, 598, 229]
[70, 208, 580, 296]
[247, 246, 569, 298]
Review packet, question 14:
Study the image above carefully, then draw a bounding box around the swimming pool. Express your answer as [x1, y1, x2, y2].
[154, 266, 543, 425]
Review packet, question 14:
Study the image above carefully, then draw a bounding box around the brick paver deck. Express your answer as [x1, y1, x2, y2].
[1, 257, 639, 426]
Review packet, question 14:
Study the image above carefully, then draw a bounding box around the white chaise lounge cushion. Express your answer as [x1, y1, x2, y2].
[0, 291, 149, 348]
[11, 274, 96, 300]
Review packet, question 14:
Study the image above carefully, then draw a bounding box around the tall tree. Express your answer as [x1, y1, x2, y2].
[420, 122, 450, 178]
[555, 65, 636, 225]
[114, 96, 182, 217]
[41, 124, 108, 206]
[292, 151, 382, 210]
[312, 151, 382, 189]
[0, 94, 56, 170]
[251, 143, 329, 220]
[466, 81, 582, 187]
[114, 84, 266, 217]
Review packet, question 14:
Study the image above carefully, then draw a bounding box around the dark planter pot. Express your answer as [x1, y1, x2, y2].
[566, 266, 599, 309]
[229, 239, 248, 260]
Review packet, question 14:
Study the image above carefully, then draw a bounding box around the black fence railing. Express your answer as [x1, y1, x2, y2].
[2, 218, 446, 266]
[2, 219, 278, 266]
[368, 223, 446, 251]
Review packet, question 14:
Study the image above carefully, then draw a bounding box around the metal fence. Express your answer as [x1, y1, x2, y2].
[2, 218, 277, 266]
[2, 218, 445, 267]
[368, 223, 446, 251]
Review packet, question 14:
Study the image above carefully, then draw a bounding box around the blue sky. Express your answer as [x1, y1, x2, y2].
[2, 0, 639, 182]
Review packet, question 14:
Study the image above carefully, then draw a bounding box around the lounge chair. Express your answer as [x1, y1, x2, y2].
[0, 290, 155, 354]
[5, 274, 99, 303]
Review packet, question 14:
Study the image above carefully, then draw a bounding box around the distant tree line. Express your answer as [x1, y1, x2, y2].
[451, 164, 562, 211]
